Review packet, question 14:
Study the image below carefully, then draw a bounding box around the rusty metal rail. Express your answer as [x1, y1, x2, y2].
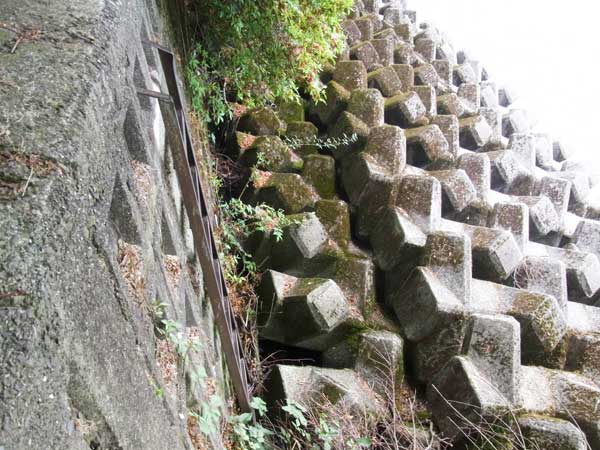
[139, 41, 252, 413]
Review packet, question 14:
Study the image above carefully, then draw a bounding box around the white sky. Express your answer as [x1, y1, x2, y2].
[415, 0, 600, 164]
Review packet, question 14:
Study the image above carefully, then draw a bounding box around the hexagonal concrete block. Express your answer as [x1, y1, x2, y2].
[466, 314, 521, 404]
[365, 124, 406, 173]
[367, 66, 403, 96]
[428, 356, 511, 439]
[430, 169, 477, 213]
[333, 60, 368, 91]
[251, 172, 319, 214]
[257, 270, 351, 350]
[519, 415, 588, 450]
[405, 125, 453, 168]
[240, 136, 303, 172]
[238, 107, 286, 136]
[350, 41, 381, 71]
[459, 115, 493, 150]
[396, 174, 442, 233]
[310, 80, 351, 126]
[384, 91, 427, 127]
[370, 206, 427, 270]
[347, 88, 385, 128]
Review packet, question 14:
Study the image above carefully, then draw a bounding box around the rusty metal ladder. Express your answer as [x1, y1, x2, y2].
[138, 40, 252, 413]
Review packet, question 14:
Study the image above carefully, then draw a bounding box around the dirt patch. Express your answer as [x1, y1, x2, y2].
[117, 240, 146, 306]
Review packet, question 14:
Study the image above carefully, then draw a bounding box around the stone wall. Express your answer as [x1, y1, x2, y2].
[0, 1, 230, 449]
[231, 0, 600, 448]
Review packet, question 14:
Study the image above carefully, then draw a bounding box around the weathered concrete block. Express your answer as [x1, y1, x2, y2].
[251, 171, 319, 214]
[342, 19, 362, 46]
[507, 133, 536, 169]
[413, 85, 437, 117]
[519, 415, 588, 450]
[350, 41, 381, 71]
[328, 111, 370, 159]
[367, 66, 403, 96]
[354, 17, 374, 41]
[347, 88, 385, 128]
[565, 332, 600, 384]
[370, 206, 426, 270]
[421, 231, 472, 303]
[572, 219, 600, 259]
[430, 169, 477, 213]
[502, 109, 530, 137]
[333, 60, 368, 91]
[384, 91, 428, 127]
[453, 63, 477, 85]
[457, 83, 480, 111]
[238, 107, 286, 136]
[394, 23, 414, 43]
[432, 115, 459, 157]
[498, 86, 516, 107]
[536, 176, 571, 226]
[391, 63, 414, 91]
[396, 174, 442, 232]
[553, 140, 572, 162]
[309, 80, 351, 126]
[394, 41, 420, 65]
[489, 201, 528, 250]
[513, 256, 568, 311]
[432, 59, 451, 85]
[436, 40, 457, 65]
[391, 267, 465, 341]
[414, 63, 440, 86]
[516, 195, 560, 236]
[405, 125, 453, 168]
[265, 365, 383, 415]
[371, 38, 394, 66]
[258, 271, 351, 351]
[355, 330, 404, 398]
[428, 356, 511, 439]
[480, 108, 503, 147]
[285, 121, 319, 157]
[315, 199, 351, 248]
[471, 279, 567, 362]
[458, 151, 491, 199]
[488, 149, 531, 193]
[466, 314, 521, 403]
[519, 366, 600, 448]
[437, 93, 472, 118]
[480, 81, 498, 108]
[465, 224, 523, 281]
[459, 115, 493, 150]
[527, 242, 600, 303]
[301, 155, 336, 199]
[365, 124, 406, 172]
[414, 38, 436, 62]
[240, 135, 303, 172]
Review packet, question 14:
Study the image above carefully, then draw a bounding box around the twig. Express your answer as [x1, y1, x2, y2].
[21, 167, 33, 196]
[10, 37, 22, 54]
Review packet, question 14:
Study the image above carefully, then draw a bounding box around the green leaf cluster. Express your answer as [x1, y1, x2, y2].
[186, 0, 353, 124]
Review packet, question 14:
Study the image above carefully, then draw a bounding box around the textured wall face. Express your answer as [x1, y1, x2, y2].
[0, 1, 228, 449]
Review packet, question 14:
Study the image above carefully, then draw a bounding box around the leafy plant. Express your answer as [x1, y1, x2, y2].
[282, 133, 358, 151]
[186, 0, 353, 124]
[218, 198, 294, 285]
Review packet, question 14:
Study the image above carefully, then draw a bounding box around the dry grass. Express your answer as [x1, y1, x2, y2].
[187, 414, 211, 450]
[163, 254, 182, 293]
[117, 240, 146, 305]
[73, 416, 97, 438]
[131, 160, 153, 209]
[155, 338, 178, 398]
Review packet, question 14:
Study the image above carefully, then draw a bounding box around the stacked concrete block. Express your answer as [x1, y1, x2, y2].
[233, 4, 600, 448]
